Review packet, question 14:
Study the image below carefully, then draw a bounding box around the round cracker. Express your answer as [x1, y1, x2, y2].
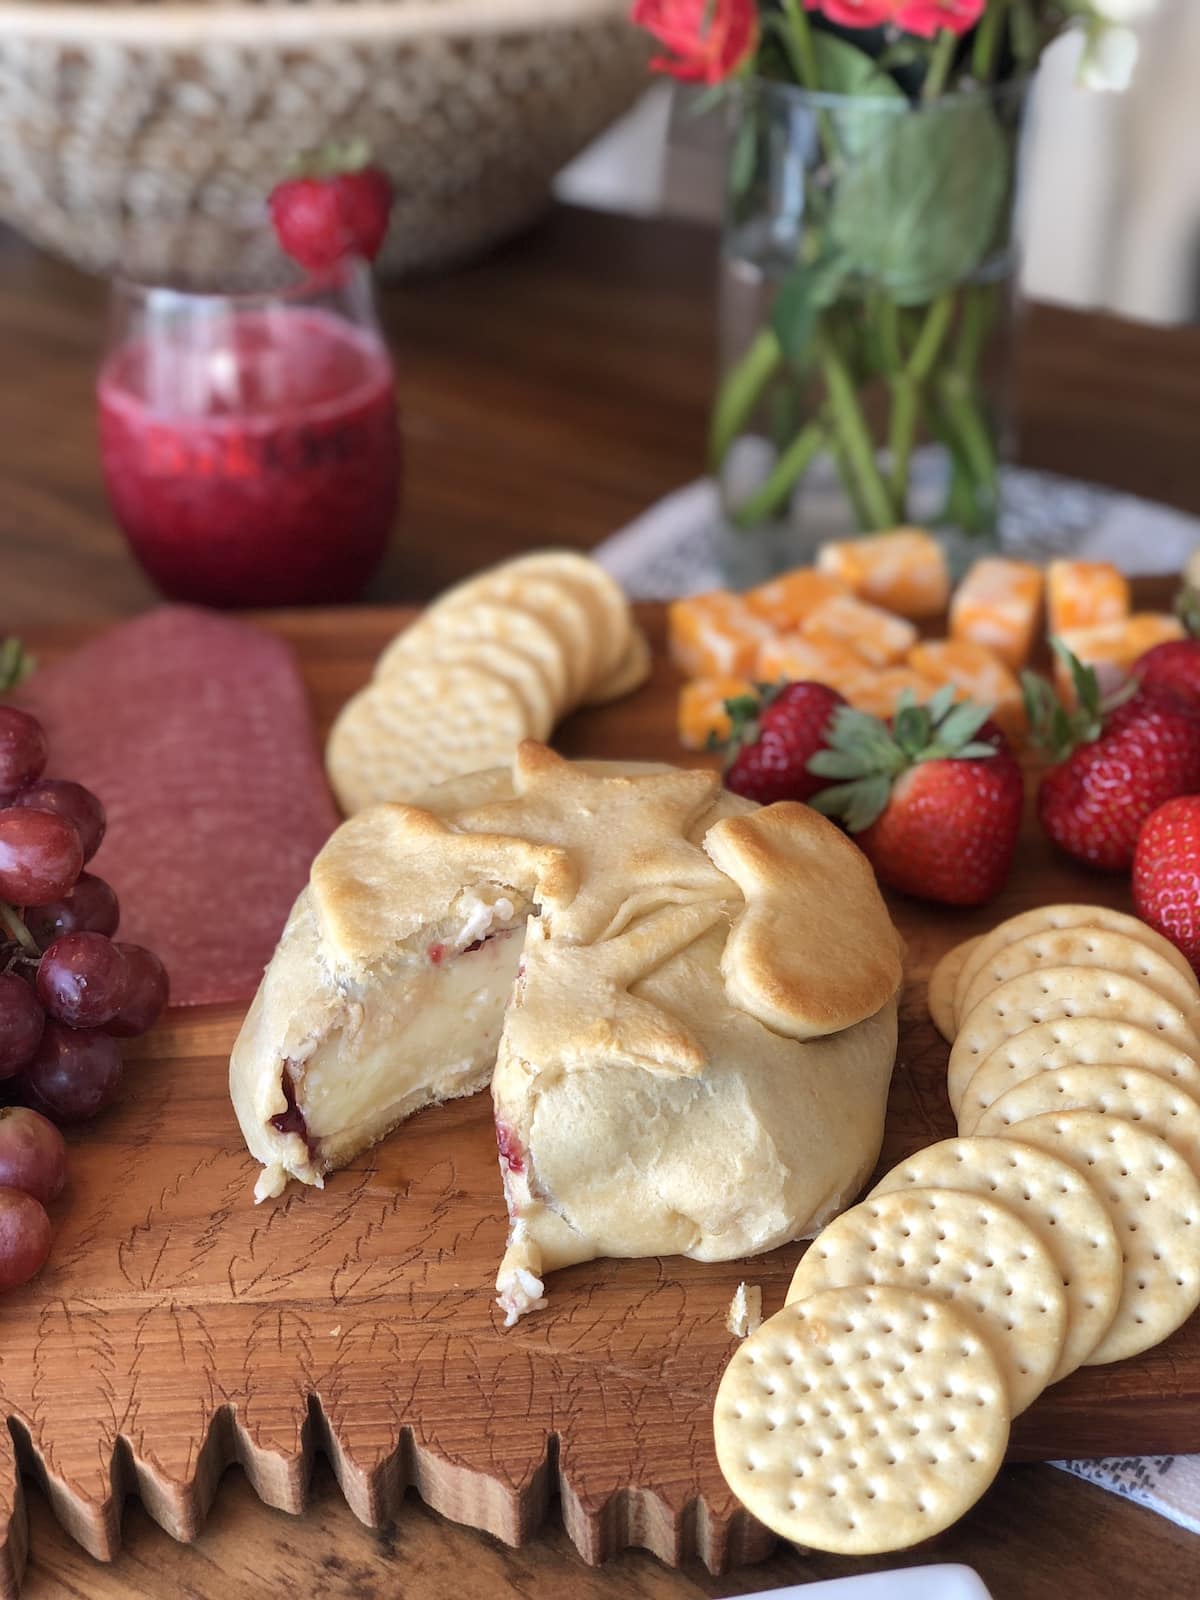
[491, 551, 633, 682]
[977, 1064, 1200, 1181]
[948, 968, 1200, 1121]
[958, 925, 1200, 1026]
[785, 1188, 1067, 1414]
[582, 624, 652, 707]
[376, 601, 572, 712]
[953, 905, 1198, 1027]
[432, 570, 599, 703]
[1003, 1112, 1200, 1365]
[928, 937, 981, 1043]
[956, 1018, 1200, 1136]
[713, 1285, 1009, 1555]
[868, 1137, 1121, 1382]
[326, 663, 533, 814]
[430, 640, 557, 740]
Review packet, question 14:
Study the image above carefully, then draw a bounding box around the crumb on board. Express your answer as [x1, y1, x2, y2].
[726, 1283, 763, 1339]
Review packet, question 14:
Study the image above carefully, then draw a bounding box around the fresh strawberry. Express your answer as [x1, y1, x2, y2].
[1025, 645, 1200, 872]
[1133, 796, 1200, 975]
[808, 689, 1023, 907]
[1134, 586, 1200, 710]
[269, 144, 393, 271]
[722, 681, 846, 805]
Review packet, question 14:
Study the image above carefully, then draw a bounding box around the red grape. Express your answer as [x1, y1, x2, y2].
[36, 932, 127, 1028]
[0, 973, 43, 1078]
[0, 1187, 51, 1288]
[0, 1107, 66, 1203]
[0, 809, 83, 906]
[23, 1021, 122, 1123]
[24, 873, 119, 946]
[14, 780, 105, 863]
[0, 708, 47, 801]
[108, 943, 169, 1037]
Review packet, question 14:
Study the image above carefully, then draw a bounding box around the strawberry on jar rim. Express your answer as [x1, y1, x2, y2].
[269, 141, 394, 272]
[721, 680, 846, 806]
[1024, 643, 1200, 872]
[807, 687, 1023, 908]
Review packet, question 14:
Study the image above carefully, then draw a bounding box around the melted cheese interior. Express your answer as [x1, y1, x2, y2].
[298, 930, 524, 1145]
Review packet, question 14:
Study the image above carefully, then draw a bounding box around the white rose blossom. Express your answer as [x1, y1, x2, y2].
[1088, 0, 1160, 20]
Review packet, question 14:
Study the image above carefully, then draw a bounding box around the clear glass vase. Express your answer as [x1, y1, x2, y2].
[713, 76, 1029, 587]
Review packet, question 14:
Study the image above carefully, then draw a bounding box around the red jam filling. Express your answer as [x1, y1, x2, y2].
[495, 1118, 525, 1175]
[270, 1063, 316, 1154]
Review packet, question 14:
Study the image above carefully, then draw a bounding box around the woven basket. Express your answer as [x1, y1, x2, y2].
[0, 0, 648, 284]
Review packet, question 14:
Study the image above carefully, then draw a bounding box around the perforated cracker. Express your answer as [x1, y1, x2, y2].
[785, 1187, 1067, 1413]
[1006, 1111, 1200, 1364]
[377, 600, 572, 711]
[868, 1137, 1122, 1381]
[956, 1018, 1200, 1136]
[713, 1285, 1009, 1555]
[493, 550, 634, 683]
[957, 926, 1200, 1026]
[952, 905, 1197, 1027]
[978, 1065, 1200, 1181]
[928, 937, 981, 1043]
[450, 570, 600, 701]
[948, 968, 1200, 1120]
[326, 662, 534, 814]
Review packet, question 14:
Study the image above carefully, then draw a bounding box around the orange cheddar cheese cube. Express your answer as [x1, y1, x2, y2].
[908, 637, 1026, 740]
[816, 528, 950, 619]
[802, 593, 918, 668]
[949, 557, 1044, 670]
[744, 568, 847, 630]
[1046, 560, 1130, 636]
[848, 668, 941, 722]
[755, 632, 874, 698]
[1054, 613, 1186, 701]
[677, 677, 753, 751]
[668, 591, 770, 679]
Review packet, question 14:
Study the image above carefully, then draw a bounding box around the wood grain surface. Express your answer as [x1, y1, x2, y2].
[3, 588, 1197, 1598]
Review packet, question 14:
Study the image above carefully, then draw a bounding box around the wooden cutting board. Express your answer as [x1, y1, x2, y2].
[3, 591, 1198, 1597]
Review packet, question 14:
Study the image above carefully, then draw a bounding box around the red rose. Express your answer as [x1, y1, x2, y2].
[892, 0, 986, 36]
[809, 0, 896, 25]
[632, 0, 759, 83]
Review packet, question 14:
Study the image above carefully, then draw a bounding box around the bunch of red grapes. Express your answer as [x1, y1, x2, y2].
[0, 704, 168, 1288]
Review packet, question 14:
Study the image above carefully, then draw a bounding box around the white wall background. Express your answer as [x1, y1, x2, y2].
[556, 0, 1200, 325]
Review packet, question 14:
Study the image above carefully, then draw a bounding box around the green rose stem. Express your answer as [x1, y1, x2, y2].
[972, 0, 1009, 83]
[709, 326, 782, 471]
[922, 29, 958, 104]
[817, 323, 897, 528]
[778, 0, 820, 90]
[730, 417, 827, 528]
[886, 288, 956, 511]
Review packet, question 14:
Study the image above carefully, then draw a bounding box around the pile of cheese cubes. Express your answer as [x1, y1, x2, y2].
[672, 529, 1183, 752]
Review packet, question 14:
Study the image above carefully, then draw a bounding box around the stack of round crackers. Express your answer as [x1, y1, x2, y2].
[326, 551, 649, 814]
[714, 902, 1200, 1557]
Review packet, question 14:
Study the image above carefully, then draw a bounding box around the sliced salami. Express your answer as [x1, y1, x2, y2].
[12, 607, 338, 1005]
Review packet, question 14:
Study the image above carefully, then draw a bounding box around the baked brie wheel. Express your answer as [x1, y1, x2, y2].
[230, 744, 903, 1321]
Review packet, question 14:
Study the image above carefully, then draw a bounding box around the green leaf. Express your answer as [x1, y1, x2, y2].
[770, 252, 850, 364]
[831, 96, 1010, 306]
[810, 774, 893, 834]
[813, 34, 905, 163]
[934, 698, 994, 750]
[925, 683, 958, 723]
[812, 33, 904, 99]
[807, 748, 879, 780]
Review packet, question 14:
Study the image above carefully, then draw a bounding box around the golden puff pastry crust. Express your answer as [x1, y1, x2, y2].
[228, 744, 902, 1322]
